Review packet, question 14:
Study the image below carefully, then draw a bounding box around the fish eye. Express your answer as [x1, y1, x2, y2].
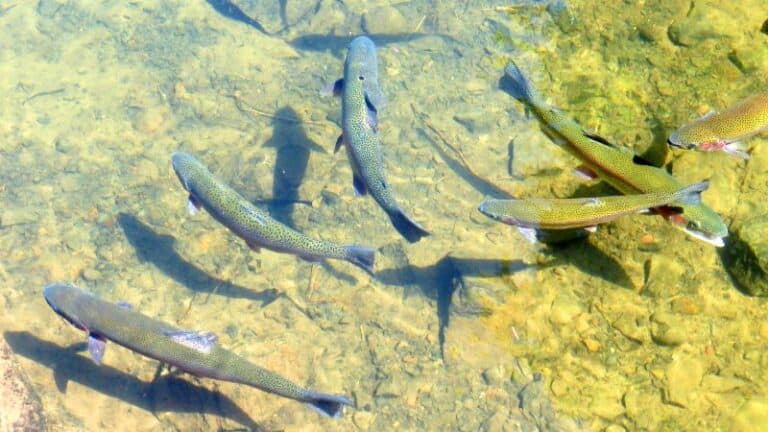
[358, 75, 365, 81]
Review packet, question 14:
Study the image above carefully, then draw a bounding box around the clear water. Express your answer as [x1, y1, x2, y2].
[1, 1, 767, 431]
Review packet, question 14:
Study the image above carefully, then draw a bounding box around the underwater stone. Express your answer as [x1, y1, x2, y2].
[362, 6, 409, 35]
[720, 214, 768, 297]
[667, 6, 740, 47]
[732, 398, 768, 431]
[665, 349, 705, 408]
[0, 338, 46, 431]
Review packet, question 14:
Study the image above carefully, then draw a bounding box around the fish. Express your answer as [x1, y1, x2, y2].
[667, 92, 768, 159]
[330, 36, 429, 243]
[43, 283, 353, 417]
[171, 151, 375, 274]
[205, 0, 271, 35]
[478, 181, 709, 238]
[502, 61, 728, 247]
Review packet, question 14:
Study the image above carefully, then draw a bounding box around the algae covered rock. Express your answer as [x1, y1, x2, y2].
[0, 337, 46, 431]
[720, 215, 768, 296]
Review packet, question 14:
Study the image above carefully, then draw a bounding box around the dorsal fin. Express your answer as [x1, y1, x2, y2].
[364, 91, 378, 132]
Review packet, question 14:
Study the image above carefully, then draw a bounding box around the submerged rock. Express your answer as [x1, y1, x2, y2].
[0, 337, 46, 431]
[720, 215, 768, 296]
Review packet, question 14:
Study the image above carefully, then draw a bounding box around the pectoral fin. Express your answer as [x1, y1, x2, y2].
[353, 173, 368, 196]
[246, 240, 261, 252]
[187, 194, 202, 216]
[320, 78, 344, 97]
[88, 333, 107, 365]
[364, 91, 378, 132]
[334, 134, 345, 154]
[165, 330, 218, 354]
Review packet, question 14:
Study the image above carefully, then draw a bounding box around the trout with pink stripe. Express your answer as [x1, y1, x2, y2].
[668, 92, 768, 159]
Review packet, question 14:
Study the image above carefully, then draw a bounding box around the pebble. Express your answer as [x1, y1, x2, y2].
[667, 7, 740, 47]
[82, 267, 102, 281]
[133, 106, 169, 134]
[665, 349, 705, 407]
[549, 295, 582, 325]
[352, 411, 374, 430]
[481, 365, 507, 386]
[362, 6, 409, 35]
[731, 397, 768, 432]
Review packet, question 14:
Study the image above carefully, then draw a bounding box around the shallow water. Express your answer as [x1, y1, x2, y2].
[1, 1, 768, 431]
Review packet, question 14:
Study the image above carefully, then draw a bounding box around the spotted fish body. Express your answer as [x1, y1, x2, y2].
[668, 92, 768, 158]
[478, 181, 708, 230]
[171, 152, 374, 273]
[43, 283, 353, 417]
[502, 62, 728, 247]
[335, 36, 430, 243]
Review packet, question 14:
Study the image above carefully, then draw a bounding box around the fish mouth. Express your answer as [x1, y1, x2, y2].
[667, 137, 697, 150]
[681, 228, 726, 247]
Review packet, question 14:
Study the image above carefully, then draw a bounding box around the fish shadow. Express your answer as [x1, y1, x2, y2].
[541, 239, 635, 290]
[377, 255, 533, 360]
[205, 0, 272, 35]
[4, 331, 263, 431]
[258, 106, 325, 229]
[117, 213, 281, 305]
[416, 127, 513, 200]
[288, 33, 457, 55]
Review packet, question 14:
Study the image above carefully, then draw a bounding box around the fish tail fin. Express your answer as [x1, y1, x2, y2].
[674, 180, 710, 205]
[388, 207, 430, 243]
[343, 245, 375, 274]
[503, 61, 538, 103]
[303, 390, 354, 418]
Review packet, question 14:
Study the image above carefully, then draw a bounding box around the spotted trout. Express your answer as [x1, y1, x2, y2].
[668, 92, 768, 159]
[331, 36, 430, 243]
[503, 61, 728, 247]
[171, 151, 374, 273]
[43, 283, 353, 417]
[478, 181, 708, 235]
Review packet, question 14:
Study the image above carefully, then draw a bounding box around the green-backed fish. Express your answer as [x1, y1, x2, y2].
[668, 92, 768, 159]
[171, 151, 374, 273]
[330, 36, 430, 243]
[44, 283, 353, 417]
[478, 181, 709, 239]
[502, 61, 728, 247]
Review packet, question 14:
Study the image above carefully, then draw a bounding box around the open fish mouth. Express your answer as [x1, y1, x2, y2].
[682, 228, 726, 248]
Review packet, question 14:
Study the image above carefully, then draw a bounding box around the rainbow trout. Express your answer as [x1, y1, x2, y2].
[331, 36, 430, 243]
[503, 62, 728, 247]
[478, 181, 708, 234]
[172, 152, 374, 273]
[43, 283, 353, 417]
[668, 92, 768, 159]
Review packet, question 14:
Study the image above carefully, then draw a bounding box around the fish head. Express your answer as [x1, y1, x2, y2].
[43, 283, 88, 331]
[668, 121, 716, 150]
[344, 36, 385, 111]
[478, 199, 526, 227]
[171, 151, 193, 192]
[662, 206, 728, 247]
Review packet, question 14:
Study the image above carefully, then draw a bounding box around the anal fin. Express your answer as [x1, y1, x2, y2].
[88, 333, 107, 365]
